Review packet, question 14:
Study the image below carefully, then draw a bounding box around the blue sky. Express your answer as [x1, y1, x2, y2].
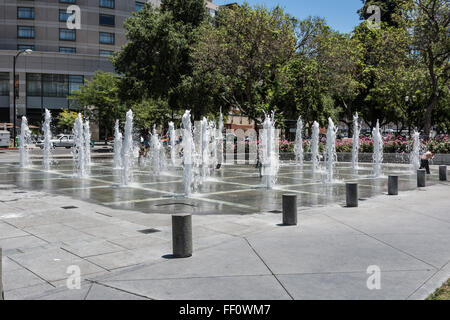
[214, 0, 364, 33]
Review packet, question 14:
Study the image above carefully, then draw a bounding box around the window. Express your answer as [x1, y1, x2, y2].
[18, 26, 35, 39]
[99, 32, 114, 44]
[17, 7, 35, 19]
[100, 0, 115, 9]
[99, 14, 115, 27]
[59, 0, 76, 3]
[0, 73, 9, 96]
[99, 50, 114, 57]
[42, 74, 68, 97]
[18, 44, 35, 51]
[59, 29, 76, 41]
[26, 74, 42, 97]
[59, 9, 71, 22]
[135, 1, 145, 11]
[59, 47, 76, 54]
[69, 75, 83, 94]
[26, 73, 84, 98]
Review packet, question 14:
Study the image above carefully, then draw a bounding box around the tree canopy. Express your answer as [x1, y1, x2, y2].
[75, 0, 449, 137]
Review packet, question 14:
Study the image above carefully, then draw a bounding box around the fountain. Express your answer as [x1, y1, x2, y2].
[410, 130, 421, 172]
[42, 109, 52, 170]
[259, 112, 279, 189]
[182, 110, 195, 196]
[351, 113, 360, 170]
[113, 120, 122, 169]
[218, 112, 224, 167]
[294, 116, 304, 167]
[72, 114, 86, 177]
[149, 125, 166, 175]
[19, 116, 31, 168]
[311, 121, 320, 173]
[121, 110, 134, 185]
[372, 120, 384, 177]
[168, 122, 176, 167]
[84, 120, 91, 166]
[200, 117, 210, 180]
[326, 117, 338, 183]
[209, 120, 218, 172]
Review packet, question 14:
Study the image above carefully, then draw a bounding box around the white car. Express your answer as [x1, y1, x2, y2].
[37, 135, 75, 149]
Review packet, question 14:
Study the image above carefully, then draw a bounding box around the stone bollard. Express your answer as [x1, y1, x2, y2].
[346, 183, 358, 208]
[439, 166, 447, 181]
[172, 214, 193, 258]
[282, 194, 297, 226]
[417, 169, 426, 188]
[388, 176, 399, 196]
[0, 248, 3, 300]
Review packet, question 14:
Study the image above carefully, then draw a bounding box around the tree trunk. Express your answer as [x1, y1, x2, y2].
[424, 94, 438, 139]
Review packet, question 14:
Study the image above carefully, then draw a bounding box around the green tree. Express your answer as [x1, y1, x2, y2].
[316, 30, 364, 131]
[358, 0, 412, 27]
[130, 98, 173, 133]
[112, 0, 208, 114]
[56, 109, 79, 133]
[191, 3, 297, 128]
[405, 0, 449, 136]
[70, 71, 124, 142]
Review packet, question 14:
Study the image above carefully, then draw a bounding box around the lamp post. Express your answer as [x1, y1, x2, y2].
[12, 49, 32, 148]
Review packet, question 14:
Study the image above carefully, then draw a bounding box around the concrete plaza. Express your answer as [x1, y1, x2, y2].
[0, 150, 449, 299]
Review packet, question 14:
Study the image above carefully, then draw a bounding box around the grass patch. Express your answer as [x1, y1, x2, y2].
[427, 278, 450, 300]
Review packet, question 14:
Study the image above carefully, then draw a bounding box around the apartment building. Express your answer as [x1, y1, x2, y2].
[0, 0, 219, 139]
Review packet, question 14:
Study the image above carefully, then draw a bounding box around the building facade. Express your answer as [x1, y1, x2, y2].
[0, 0, 219, 139]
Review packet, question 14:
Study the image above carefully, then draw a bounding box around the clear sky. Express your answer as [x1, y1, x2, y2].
[214, 0, 364, 33]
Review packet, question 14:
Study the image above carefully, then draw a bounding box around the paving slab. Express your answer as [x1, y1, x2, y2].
[246, 232, 435, 275]
[370, 233, 450, 269]
[99, 275, 290, 300]
[92, 238, 270, 283]
[277, 270, 435, 300]
[4, 282, 56, 300]
[9, 247, 106, 282]
[85, 283, 150, 300]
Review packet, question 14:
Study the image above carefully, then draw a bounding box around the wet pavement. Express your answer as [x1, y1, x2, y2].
[0, 151, 448, 300]
[0, 157, 442, 215]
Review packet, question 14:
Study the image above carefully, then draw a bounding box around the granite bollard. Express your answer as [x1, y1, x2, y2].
[388, 176, 399, 195]
[417, 169, 426, 188]
[282, 194, 297, 226]
[172, 214, 193, 258]
[439, 166, 447, 181]
[346, 183, 358, 207]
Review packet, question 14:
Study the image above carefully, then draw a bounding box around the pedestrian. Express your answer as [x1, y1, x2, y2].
[420, 151, 435, 174]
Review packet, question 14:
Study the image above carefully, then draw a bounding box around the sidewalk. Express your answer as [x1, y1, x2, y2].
[1, 181, 449, 300]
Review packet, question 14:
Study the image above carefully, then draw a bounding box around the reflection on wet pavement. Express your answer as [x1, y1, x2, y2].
[0, 159, 441, 215]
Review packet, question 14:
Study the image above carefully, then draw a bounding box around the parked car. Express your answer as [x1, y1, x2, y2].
[37, 135, 75, 149]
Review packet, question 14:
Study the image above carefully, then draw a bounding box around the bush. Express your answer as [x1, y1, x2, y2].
[278, 135, 450, 154]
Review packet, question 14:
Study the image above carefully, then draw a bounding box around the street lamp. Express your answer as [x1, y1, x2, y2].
[13, 49, 32, 148]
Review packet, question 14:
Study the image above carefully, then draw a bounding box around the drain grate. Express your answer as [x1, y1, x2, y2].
[138, 228, 161, 234]
[269, 210, 282, 214]
[13, 191, 27, 194]
[154, 203, 196, 207]
[61, 206, 78, 210]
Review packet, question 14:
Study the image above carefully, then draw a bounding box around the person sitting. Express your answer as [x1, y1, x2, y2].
[420, 151, 435, 174]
